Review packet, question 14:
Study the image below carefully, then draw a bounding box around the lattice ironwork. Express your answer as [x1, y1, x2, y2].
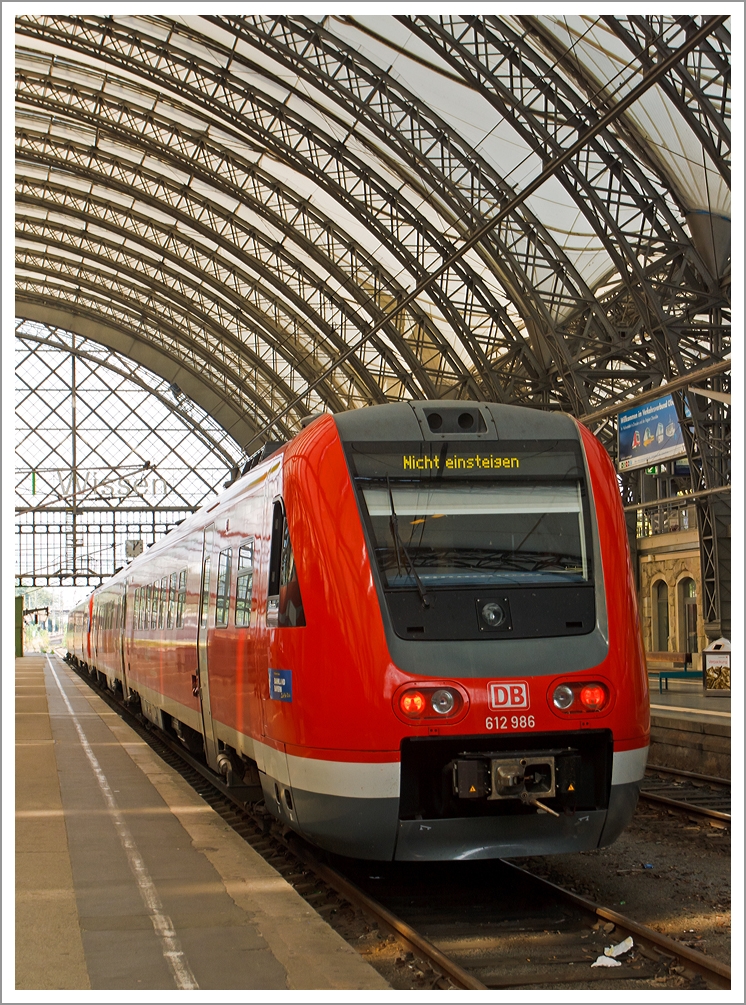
[15, 322, 243, 587]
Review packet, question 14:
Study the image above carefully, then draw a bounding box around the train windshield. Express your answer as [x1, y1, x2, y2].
[360, 481, 589, 588]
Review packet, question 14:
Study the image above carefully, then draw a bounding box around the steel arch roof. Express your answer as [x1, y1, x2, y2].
[15, 14, 731, 451]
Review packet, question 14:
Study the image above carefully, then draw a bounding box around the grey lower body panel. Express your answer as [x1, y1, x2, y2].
[260, 774, 638, 861]
[395, 809, 607, 861]
[597, 780, 640, 847]
[261, 773, 400, 859]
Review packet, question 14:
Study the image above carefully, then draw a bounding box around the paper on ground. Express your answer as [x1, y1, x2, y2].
[605, 936, 634, 958]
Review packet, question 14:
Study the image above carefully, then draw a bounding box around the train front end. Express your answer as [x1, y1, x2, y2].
[278, 401, 649, 860]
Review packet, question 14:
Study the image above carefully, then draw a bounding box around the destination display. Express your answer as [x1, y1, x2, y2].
[348, 441, 584, 479]
[617, 394, 686, 472]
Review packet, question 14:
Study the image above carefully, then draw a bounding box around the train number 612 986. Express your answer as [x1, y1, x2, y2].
[485, 714, 536, 730]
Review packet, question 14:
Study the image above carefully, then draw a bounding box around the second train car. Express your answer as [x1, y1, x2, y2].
[66, 400, 649, 860]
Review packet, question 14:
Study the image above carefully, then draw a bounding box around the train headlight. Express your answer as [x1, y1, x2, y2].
[480, 602, 505, 628]
[552, 685, 574, 710]
[431, 689, 456, 715]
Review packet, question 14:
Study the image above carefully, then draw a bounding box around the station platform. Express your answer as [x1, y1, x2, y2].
[647, 674, 730, 779]
[15, 654, 389, 991]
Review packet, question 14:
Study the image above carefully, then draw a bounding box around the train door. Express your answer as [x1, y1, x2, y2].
[261, 497, 283, 739]
[86, 594, 94, 665]
[261, 492, 305, 743]
[197, 523, 220, 771]
[119, 582, 129, 696]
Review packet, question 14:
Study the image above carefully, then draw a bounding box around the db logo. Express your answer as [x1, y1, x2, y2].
[488, 681, 530, 710]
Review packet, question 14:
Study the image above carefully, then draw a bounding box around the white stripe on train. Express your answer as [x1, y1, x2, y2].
[252, 738, 648, 799]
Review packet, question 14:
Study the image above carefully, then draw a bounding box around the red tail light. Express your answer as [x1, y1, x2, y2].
[550, 680, 610, 714]
[400, 691, 426, 716]
[580, 684, 606, 711]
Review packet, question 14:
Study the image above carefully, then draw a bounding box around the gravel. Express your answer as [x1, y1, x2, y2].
[518, 799, 731, 965]
[328, 800, 730, 990]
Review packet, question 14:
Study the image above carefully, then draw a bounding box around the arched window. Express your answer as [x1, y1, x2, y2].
[679, 577, 698, 653]
[654, 580, 669, 652]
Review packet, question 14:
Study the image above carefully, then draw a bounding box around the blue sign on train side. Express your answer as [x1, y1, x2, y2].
[617, 394, 686, 471]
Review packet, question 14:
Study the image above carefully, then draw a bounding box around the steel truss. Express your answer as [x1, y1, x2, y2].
[15, 323, 242, 587]
[14, 15, 730, 631]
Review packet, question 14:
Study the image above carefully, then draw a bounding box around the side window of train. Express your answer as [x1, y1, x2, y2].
[216, 549, 232, 627]
[158, 576, 168, 630]
[267, 500, 306, 628]
[200, 558, 212, 629]
[235, 540, 254, 627]
[176, 569, 187, 628]
[151, 582, 159, 630]
[167, 572, 178, 628]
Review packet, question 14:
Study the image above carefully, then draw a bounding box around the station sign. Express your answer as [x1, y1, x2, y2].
[617, 394, 686, 472]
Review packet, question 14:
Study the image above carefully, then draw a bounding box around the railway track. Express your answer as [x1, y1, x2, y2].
[62, 656, 730, 992]
[639, 765, 730, 821]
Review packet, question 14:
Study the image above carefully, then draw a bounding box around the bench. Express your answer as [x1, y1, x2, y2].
[646, 652, 698, 693]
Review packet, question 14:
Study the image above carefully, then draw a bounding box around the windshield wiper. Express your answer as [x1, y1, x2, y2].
[386, 478, 430, 608]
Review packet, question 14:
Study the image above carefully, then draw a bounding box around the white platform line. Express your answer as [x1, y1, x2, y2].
[47, 657, 199, 990]
[650, 703, 730, 718]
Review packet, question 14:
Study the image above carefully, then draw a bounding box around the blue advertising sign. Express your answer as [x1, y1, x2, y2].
[269, 668, 292, 702]
[618, 394, 686, 472]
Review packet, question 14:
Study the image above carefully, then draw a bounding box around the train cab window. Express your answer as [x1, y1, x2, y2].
[200, 558, 211, 629]
[167, 572, 178, 628]
[267, 500, 306, 628]
[351, 441, 594, 641]
[235, 540, 254, 627]
[360, 481, 590, 588]
[158, 576, 168, 629]
[216, 549, 232, 627]
[176, 569, 187, 628]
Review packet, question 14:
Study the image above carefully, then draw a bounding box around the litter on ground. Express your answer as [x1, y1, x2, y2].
[591, 935, 634, 968]
[605, 936, 635, 958]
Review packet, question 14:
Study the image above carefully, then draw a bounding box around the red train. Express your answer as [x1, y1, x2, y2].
[66, 401, 649, 860]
